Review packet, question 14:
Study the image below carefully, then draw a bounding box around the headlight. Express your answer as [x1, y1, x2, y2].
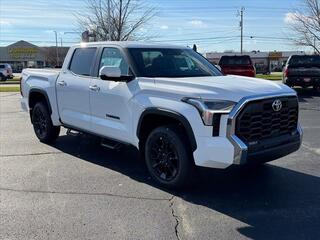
[182, 97, 236, 125]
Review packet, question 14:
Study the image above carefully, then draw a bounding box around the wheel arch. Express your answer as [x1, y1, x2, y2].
[29, 89, 52, 117]
[136, 107, 197, 152]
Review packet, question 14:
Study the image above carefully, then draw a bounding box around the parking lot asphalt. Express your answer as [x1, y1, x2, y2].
[0, 89, 320, 240]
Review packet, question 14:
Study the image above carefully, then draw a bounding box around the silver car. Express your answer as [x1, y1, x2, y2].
[0, 63, 13, 81]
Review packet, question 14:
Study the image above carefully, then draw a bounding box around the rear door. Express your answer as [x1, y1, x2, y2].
[56, 47, 97, 130]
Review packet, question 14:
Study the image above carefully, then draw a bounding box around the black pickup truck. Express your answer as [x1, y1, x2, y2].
[283, 55, 320, 91]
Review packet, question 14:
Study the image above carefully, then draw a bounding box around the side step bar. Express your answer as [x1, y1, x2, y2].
[66, 129, 81, 137]
[66, 128, 123, 150]
[100, 138, 122, 150]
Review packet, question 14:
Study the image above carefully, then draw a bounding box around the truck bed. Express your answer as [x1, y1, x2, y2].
[22, 68, 61, 80]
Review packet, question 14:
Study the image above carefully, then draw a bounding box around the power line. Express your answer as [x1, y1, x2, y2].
[151, 36, 239, 43]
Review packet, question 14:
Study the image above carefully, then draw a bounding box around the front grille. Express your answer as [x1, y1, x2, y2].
[235, 96, 298, 145]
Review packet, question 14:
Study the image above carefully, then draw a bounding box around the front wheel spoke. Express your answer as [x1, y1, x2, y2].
[151, 148, 161, 157]
[152, 162, 161, 169]
[150, 150, 162, 160]
[166, 161, 176, 176]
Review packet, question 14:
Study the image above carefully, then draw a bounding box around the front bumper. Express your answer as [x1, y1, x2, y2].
[235, 125, 302, 165]
[193, 127, 302, 168]
[192, 92, 302, 169]
[246, 132, 301, 164]
[227, 92, 302, 165]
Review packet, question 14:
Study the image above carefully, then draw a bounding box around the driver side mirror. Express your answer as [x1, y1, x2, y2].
[99, 66, 134, 82]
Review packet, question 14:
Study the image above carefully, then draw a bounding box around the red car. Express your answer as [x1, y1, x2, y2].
[218, 55, 256, 77]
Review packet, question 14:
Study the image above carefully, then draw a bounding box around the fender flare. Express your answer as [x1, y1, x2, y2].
[137, 107, 197, 152]
[29, 88, 52, 114]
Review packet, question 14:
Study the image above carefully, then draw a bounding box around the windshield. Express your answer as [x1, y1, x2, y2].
[219, 56, 252, 65]
[288, 55, 320, 67]
[128, 48, 222, 78]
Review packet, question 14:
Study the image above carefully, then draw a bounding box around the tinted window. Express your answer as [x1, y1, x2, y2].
[69, 48, 97, 76]
[0, 65, 5, 68]
[128, 48, 221, 78]
[219, 56, 251, 65]
[99, 48, 129, 75]
[288, 55, 320, 66]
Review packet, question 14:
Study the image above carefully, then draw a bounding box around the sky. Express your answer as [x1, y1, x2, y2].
[0, 0, 308, 53]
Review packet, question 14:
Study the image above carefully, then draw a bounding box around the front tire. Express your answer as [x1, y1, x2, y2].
[144, 125, 194, 189]
[32, 102, 60, 143]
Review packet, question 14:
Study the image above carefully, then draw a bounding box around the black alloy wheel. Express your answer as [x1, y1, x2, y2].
[149, 133, 179, 181]
[145, 125, 194, 189]
[32, 102, 60, 143]
[33, 106, 48, 139]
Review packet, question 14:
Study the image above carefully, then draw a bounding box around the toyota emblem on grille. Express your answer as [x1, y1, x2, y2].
[272, 99, 282, 112]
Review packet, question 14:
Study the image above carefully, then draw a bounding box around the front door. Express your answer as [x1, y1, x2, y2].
[56, 47, 97, 130]
[89, 47, 133, 143]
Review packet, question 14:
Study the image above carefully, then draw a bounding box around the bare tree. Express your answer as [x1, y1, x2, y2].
[287, 0, 320, 53]
[42, 47, 69, 67]
[76, 0, 156, 41]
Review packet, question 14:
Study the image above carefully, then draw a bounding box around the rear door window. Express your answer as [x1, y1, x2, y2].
[69, 48, 97, 76]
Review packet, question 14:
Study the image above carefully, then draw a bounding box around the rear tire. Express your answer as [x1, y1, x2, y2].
[144, 125, 194, 189]
[32, 102, 60, 143]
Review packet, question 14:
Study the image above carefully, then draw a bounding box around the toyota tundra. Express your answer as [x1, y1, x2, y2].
[20, 42, 302, 188]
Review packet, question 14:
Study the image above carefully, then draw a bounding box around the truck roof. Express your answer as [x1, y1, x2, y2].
[72, 41, 189, 49]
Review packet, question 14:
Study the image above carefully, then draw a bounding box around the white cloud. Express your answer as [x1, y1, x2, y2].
[284, 12, 308, 24]
[160, 25, 169, 30]
[188, 20, 207, 28]
[284, 12, 296, 24]
[0, 19, 13, 26]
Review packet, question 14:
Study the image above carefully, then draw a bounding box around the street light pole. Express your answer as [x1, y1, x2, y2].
[53, 31, 59, 66]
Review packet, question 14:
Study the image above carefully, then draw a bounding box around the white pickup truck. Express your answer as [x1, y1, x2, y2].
[21, 42, 302, 188]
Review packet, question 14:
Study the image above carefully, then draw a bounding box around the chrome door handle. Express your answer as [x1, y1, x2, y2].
[89, 85, 100, 91]
[57, 80, 67, 86]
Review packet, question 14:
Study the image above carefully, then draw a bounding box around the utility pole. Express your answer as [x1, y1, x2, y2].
[107, 0, 111, 41]
[53, 31, 59, 66]
[239, 7, 245, 54]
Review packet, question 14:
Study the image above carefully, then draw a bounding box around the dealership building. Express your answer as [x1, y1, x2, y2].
[205, 51, 306, 73]
[0, 40, 69, 72]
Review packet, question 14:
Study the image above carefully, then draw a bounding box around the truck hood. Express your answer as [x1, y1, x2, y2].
[152, 75, 295, 102]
